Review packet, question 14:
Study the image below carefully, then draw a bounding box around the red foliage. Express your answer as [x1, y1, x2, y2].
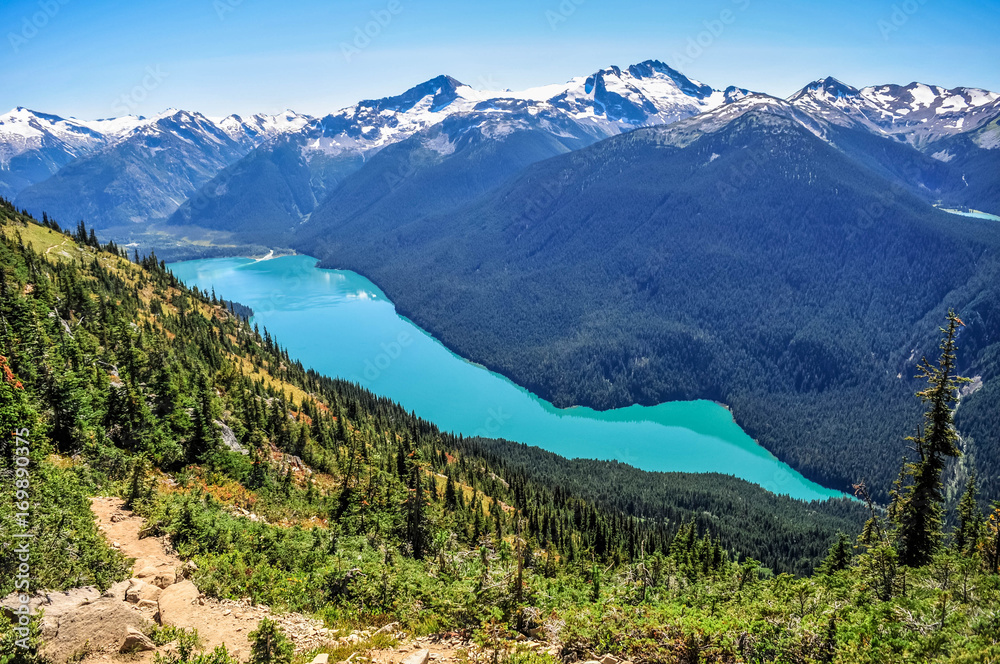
[0, 356, 23, 389]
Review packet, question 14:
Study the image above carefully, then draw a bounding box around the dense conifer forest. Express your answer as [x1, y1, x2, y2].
[3, 202, 1000, 662]
[300, 111, 1000, 505]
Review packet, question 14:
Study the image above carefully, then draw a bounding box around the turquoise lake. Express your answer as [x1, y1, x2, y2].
[940, 208, 1000, 222]
[169, 254, 843, 502]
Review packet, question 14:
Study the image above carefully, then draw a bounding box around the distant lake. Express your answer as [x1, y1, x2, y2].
[939, 207, 1000, 222]
[169, 255, 844, 502]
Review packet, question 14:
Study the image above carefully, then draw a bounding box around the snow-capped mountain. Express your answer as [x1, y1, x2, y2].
[0, 107, 109, 198]
[166, 61, 740, 237]
[6, 60, 730, 225]
[648, 92, 833, 148]
[538, 61, 737, 129]
[295, 61, 733, 164]
[14, 108, 315, 228]
[5, 62, 998, 241]
[0, 106, 314, 203]
[788, 77, 1000, 148]
[214, 109, 312, 148]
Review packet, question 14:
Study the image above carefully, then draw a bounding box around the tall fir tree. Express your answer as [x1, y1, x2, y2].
[954, 473, 984, 557]
[189, 373, 222, 463]
[895, 311, 970, 566]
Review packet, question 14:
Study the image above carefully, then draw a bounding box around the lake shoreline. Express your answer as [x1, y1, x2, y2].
[168, 254, 847, 502]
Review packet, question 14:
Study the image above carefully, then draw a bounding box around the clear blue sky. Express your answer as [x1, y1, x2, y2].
[2, 0, 998, 119]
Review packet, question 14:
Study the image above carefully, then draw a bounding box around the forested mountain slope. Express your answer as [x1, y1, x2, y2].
[0, 200, 865, 601]
[6, 204, 1000, 663]
[298, 106, 1000, 501]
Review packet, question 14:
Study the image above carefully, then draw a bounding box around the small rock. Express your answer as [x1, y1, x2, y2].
[311, 655, 330, 664]
[137, 599, 158, 609]
[126, 579, 161, 604]
[120, 626, 156, 653]
[599, 656, 620, 664]
[402, 649, 430, 664]
[223, 609, 232, 616]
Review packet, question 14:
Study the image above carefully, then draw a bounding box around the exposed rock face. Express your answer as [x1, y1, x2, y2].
[1, 586, 104, 644]
[103, 579, 131, 602]
[215, 419, 249, 454]
[40, 596, 149, 662]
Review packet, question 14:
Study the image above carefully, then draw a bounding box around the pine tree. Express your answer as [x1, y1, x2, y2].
[954, 473, 984, 557]
[818, 532, 853, 574]
[404, 449, 429, 558]
[444, 473, 459, 510]
[189, 374, 222, 463]
[895, 311, 970, 567]
[248, 618, 294, 664]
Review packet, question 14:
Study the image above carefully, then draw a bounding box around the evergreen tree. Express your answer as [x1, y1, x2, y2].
[818, 532, 853, 574]
[895, 312, 969, 567]
[954, 473, 984, 557]
[405, 449, 429, 558]
[248, 618, 294, 664]
[444, 473, 459, 510]
[189, 374, 222, 463]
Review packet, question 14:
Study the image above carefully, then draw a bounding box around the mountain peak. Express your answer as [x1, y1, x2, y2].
[624, 60, 715, 99]
[723, 86, 753, 104]
[797, 76, 860, 100]
[358, 74, 465, 115]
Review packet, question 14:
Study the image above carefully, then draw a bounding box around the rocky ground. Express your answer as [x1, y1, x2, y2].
[1, 498, 608, 664]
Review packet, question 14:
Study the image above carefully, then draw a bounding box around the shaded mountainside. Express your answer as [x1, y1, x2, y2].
[166, 132, 366, 242]
[14, 111, 253, 229]
[166, 61, 731, 240]
[298, 110, 599, 241]
[165, 107, 598, 243]
[297, 108, 1000, 501]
